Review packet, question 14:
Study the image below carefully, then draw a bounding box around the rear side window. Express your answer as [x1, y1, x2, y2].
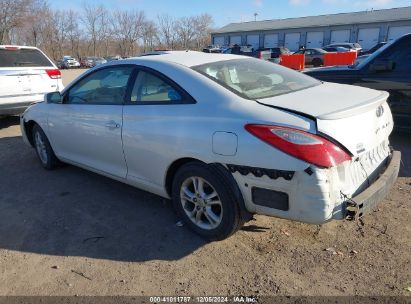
[0, 48, 53, 67]
[130, 70, 183, 103]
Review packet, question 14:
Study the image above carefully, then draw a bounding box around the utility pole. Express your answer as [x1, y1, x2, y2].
[254, 13, 258, 21]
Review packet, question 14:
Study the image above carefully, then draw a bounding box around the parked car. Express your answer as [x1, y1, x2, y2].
[304, 34, 411, 132]
[359, 42, 387, 56]
[56, 59, 68, 69]
[202, 47, 222, 53]
[294, 48, 327, 67]
[223, 45, 272, 61]
[269, 47, 291, 59]
[0, 45, 63, 116]
[322, 46, 351, 52]
[203, 45, 223, 53]
[81, 56, 107, 68]
[62, 56, 80, 68]
[323, 43, 362, 52]
[21, 51, 400, 240]
[105, 55, 122, 61]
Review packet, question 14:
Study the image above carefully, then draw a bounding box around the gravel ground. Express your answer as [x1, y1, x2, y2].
[0, 69, 409, 297]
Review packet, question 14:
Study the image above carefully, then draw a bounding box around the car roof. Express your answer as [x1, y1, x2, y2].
[129, 50, 247, 67]
[0, 45, 39, 50]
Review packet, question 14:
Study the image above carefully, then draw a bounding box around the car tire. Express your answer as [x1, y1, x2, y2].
[312, 58, 322, 67]
[172, 162, 244, 241]
[32, 124, 60, 170]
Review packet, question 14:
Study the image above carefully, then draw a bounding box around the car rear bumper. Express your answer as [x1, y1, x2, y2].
[0, 101, 35, 115]
[231, 149, 400, 225]
[344, 150, 401, 220]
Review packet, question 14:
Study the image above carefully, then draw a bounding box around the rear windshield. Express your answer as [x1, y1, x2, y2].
[192, 58, 320, 100]
[0, 48, 53, 67]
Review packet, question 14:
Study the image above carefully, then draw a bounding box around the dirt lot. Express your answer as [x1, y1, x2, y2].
[0, 69, 410, 297]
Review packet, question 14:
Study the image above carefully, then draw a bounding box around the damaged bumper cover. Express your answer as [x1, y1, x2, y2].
[344, 150, 401, 221]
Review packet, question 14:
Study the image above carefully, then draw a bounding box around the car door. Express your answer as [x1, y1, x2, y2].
[47, 65, 135, 178]
[305, 50, 314, 64]
[356, 36, 411, 130]
[122, 67, 196, 191]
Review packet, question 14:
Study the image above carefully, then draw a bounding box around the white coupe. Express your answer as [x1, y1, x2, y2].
[21, 51, 400, 240]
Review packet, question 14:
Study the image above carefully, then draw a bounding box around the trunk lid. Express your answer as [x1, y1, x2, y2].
[257, 82, 393, 156]
[0, 46, 60, 104]
[0, 68, 59, 99]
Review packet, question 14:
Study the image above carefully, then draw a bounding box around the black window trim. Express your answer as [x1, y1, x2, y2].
[124, 65, 197, 106]
[62, 64, 137, 106]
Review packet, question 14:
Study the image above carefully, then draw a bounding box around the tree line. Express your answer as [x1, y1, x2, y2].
[0, 0, 214, 60]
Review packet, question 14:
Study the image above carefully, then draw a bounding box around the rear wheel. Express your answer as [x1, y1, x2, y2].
[172, 162, 244, 241]
[312, 58, 322, 67]
[32, 124, 60, 170]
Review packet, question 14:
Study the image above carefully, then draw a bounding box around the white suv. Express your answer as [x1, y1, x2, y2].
[0, 45, 64, 116]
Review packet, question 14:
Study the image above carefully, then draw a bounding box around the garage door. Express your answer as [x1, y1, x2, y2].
[388, 26, 411, 41]
[230, 35, 242, 45]
[357, 28, 380, 50]
[330, 30, 350, 44]
[264, 34, 279, 48]
[306, 31, 324, 48]
[247, 35, 260, 49]
[284, 33, 301, 51]
[213, 36, 225, 46]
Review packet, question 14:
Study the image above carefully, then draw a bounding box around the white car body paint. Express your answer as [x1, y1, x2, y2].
[0, 45, 63, 115]
[21, 51, 397, 224]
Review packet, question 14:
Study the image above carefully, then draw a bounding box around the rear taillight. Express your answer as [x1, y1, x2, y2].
[1, 46, 20, 51]
[245, 124, 351, 168]
[45, 69, 61, 79]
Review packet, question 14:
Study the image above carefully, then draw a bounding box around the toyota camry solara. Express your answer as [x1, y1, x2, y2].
[20, 51, 401, 240]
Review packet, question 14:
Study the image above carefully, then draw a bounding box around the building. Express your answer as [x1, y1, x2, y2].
[211, 6, 411, 51]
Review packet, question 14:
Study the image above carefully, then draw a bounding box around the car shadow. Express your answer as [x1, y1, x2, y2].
[0, 136, 206, 262]
[0, 115, 20, 129]
[390, 130, 411, 178]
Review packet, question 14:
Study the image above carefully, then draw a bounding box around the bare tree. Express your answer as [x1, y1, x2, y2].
[66, 10, 81, 58]
[111, 9, 146, 57]
[142, 20, 158, 52]
[1, 1, 215, 58]
[193, 14, 214, 49]
[82, 3, 107, 56]
[0, 0, 32, 44]
[156, 14, 177, 49]
[175, 16, 196, 49]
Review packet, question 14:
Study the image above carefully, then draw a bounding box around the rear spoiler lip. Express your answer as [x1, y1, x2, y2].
[316, 91, 389, 120]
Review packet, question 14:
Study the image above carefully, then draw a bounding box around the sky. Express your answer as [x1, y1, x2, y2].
[50, 0, 411, 28]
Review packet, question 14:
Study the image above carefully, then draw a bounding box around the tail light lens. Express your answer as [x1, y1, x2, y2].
[45, 69, 61, 79]
[245, 124, 351, 168]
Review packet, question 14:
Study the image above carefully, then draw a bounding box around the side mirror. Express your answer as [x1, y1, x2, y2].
[370, 59, 394, 72]
[45, 91, 62, 104]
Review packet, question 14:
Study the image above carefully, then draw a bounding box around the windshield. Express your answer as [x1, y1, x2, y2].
[192, 58, 320, 99]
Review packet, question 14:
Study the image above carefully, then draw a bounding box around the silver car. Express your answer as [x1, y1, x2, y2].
[20, 51, 400, 240]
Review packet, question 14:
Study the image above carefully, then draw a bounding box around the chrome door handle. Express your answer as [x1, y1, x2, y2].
[105, 121, 120, 129]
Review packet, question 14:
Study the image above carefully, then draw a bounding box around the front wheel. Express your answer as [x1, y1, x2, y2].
[32, 124, 60, 170]
[172, 162, 244, 241]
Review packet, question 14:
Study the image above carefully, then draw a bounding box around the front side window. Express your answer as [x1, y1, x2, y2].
[192, 58, 320, 99]
[66, 66, 134, 104]
[130, 70, 183, 103]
